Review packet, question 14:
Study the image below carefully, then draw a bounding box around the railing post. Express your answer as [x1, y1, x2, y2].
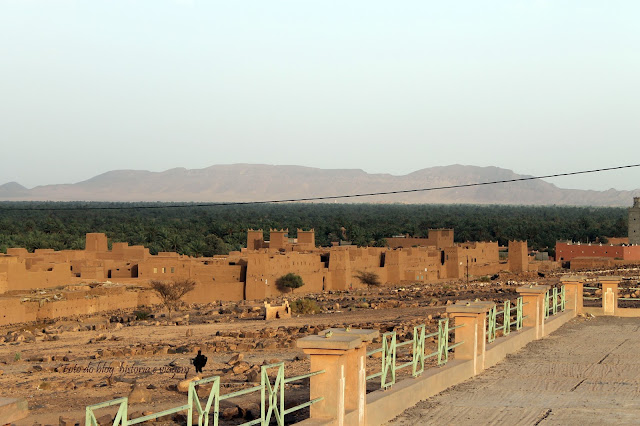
[516, 297, 523, 330]
[446, 300, 493, 374]
[560, 275, 585, 315]
[301, 328, 378, 426]
[487, 305, 497, 343]
[503, 300, 511, 336]
[412, 324, 426, 376]
[516, 285, 550, 339]
[543, 290, 549, 320]
[601, 276, 621, 316]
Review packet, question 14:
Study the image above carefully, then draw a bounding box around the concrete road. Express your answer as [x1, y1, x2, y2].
[388, 316, 640, 425]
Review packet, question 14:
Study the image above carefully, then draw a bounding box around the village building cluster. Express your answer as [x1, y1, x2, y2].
[554, 197, 640, 269]
[3, 197, 640, 327]
[0, 228, 544, 325]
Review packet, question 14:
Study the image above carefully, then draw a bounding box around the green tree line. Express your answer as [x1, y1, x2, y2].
[0, 202, 628, 256]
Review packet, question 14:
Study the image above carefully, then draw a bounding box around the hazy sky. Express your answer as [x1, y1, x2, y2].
[1, 1, 639, 191]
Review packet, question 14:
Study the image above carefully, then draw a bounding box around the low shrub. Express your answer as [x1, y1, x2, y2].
[134, 311, 151, 320]
[290, 299, 322, 315]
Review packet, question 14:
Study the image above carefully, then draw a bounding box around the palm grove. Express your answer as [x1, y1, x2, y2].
[0, 202, 628, 260]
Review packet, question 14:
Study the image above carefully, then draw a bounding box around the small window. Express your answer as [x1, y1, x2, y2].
[171, 267, 175, 273]
[153, 268, 158, 274]
[162, 267, 166, 273]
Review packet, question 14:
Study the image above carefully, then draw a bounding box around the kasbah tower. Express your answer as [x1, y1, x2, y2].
[629, 197, 640, 245]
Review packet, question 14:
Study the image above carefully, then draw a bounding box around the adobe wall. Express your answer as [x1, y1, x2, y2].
[428, 229, 455, 249]
[247, 229, 265, 250]
[0, 256, 71, 293]
[245, 251, 325, 300]
[296, 229, 316, 250]
[0, 287, 160, 326]
[102, 243, 150, 261]
[181, 281, 245, 303]
[570, 257, 615, 270]
[386, 236, 431, 249]
[508, 241, 529, 273]
[0, 230, 533, 321]
[269, 229, 288, 251]
[386, 247, 441, 282]
[348, 247, 388, 287]
[86, 233, 108, 252]
[325, 248, 352, 291]
[138, 255, 245, 285]
[443, 247, 463, 279]
[441, 243, 501, 279]
[386, 229, 454, 250]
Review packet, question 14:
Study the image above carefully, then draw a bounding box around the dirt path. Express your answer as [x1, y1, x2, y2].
[389, 316, 640, 425]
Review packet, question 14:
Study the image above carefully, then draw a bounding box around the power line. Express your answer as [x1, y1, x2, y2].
[2, 163, 639, 211]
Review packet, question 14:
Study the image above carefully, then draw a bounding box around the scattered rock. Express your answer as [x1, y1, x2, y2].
[177, 375, 201, 393]
[246, 369, 260, 382]
[227, 353, 244, 365]
[129, 384, 153, 403]
[58, 416, 76, 426]
[232, 361, 250, 375]
[96, 414, 113, 426]
[238, 402, 261, 420]
[222, 406, 240, 419]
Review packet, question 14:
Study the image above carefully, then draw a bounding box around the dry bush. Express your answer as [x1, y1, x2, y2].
[355, 270, 381, 287]
[150, 278, 196, 317]
[290, 298, 321, 314]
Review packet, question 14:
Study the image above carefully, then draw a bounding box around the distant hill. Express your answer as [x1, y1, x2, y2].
[1, 164, 639, 206]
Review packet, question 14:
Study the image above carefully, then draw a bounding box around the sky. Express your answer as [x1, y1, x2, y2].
[1, 0, 639, 191]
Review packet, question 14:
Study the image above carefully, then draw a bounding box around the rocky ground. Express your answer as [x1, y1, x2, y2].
[0, 271, 601, 426]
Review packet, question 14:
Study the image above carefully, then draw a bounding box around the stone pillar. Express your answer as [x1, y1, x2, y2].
[516, 285, 550, 338]
[297, 333, 369, 425]
[601, 276, 621, 316]
[446, 301, 494, 374]
[560, 275, 585, 315]
[317, 328, 379, 425]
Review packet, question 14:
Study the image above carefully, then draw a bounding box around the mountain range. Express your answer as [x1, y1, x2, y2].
[0, 164, 638, 206]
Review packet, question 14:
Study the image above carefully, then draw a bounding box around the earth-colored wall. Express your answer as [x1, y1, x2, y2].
[0, 231, 542, 326]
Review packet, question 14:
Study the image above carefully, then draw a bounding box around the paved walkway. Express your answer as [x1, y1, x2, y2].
[389, 316, 640, 425]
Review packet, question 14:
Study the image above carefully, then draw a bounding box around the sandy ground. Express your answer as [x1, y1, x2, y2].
[388, 316, 640, 426]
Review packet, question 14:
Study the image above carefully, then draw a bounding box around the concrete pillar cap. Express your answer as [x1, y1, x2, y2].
[600, 276, 622, 282]
[516, 284, 550, 294]
[318, 328, 379, 343]
[447, 302, 494, 314]
[560, 274, 586, 282]
[297, 334, 363, 351]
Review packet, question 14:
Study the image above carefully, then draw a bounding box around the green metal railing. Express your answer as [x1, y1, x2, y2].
[516, 298, 524, 330]
[583, 284, 602, 304]
[617, 287, 640, 303]
[366, 297, 531, 389]
[487, 305, 497, 343]
[85, 362, 324, 426]
[544, 285, 566, 320]
[366, 318, 464, 389]
[487, 297, 524, 343]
